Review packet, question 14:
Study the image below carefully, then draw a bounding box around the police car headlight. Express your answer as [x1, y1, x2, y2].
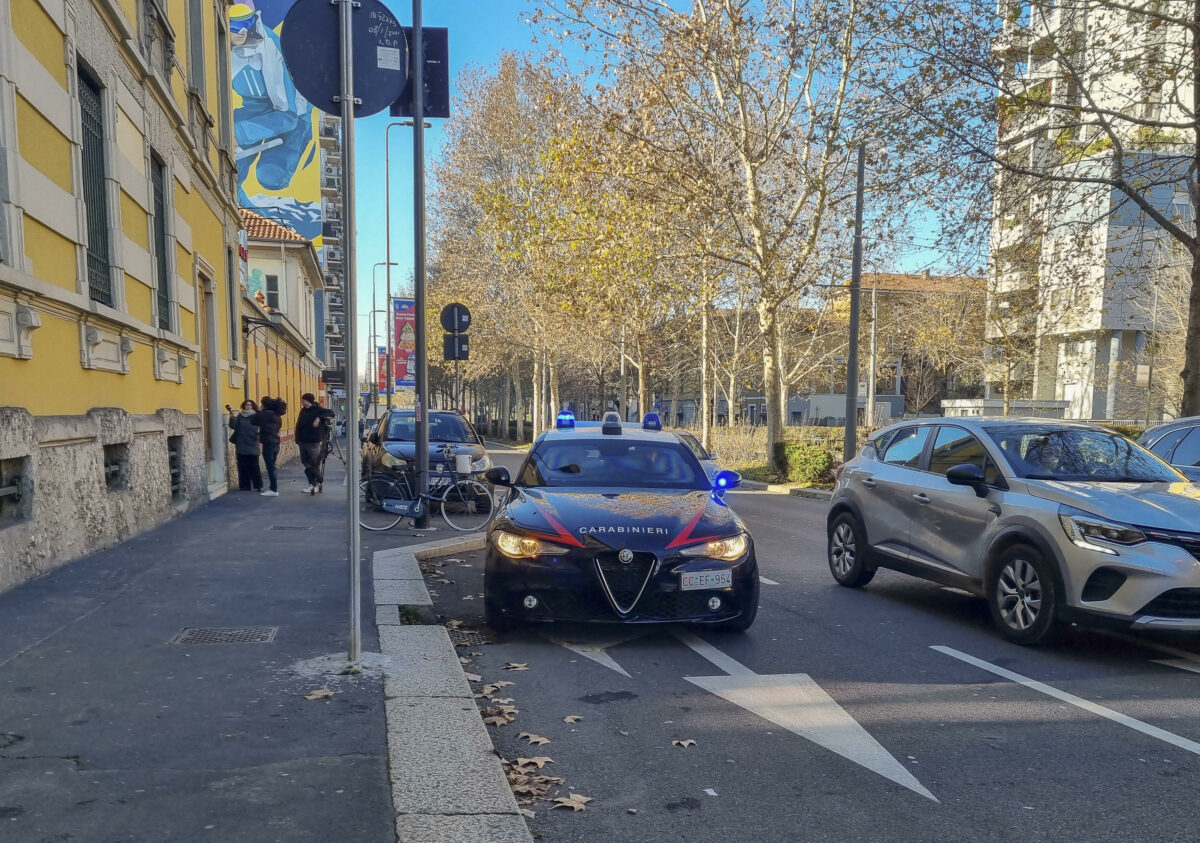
[678, 533, 749, 562]
[381, 451, 406, 469]
[493, 530, 569, 559]
[472, 455, 492, 472]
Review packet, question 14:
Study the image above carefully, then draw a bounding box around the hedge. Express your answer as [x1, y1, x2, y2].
[772, 441, 836, 485]
[1102, 424, 1145, 440]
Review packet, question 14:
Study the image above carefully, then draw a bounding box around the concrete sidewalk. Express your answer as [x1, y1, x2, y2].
[0, 451, 526, 842]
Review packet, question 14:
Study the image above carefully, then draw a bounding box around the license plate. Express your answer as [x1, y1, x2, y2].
[680, 569, 733, 591]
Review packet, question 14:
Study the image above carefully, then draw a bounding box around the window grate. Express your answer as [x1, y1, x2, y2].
[167, 435, 184, 499]
[103, 443, 128, 491]
[78, 68, 112, 307]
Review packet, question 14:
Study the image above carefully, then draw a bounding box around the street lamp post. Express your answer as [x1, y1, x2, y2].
[371, 262, 396, 419]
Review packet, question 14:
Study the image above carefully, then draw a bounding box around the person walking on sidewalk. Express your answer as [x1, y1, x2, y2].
[227, 400, 263, 492]
[257, 396, 284, 496]
[296, 393, 333, 494]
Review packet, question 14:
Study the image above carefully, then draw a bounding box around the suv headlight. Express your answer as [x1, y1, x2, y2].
[381, 451, 406, 469]
[493, 530, 570, 559]
[472, 455, 492, 472]
[1059, 510, 1146, 555]
[678, 533, 749, 562]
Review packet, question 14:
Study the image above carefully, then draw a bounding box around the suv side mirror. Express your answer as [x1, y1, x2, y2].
[946, 463, 987, 496]
[368, 432, 380, 445]
[485, 466, 512, 486]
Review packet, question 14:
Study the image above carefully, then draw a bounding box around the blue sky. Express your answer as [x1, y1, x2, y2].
[349, 2, 539, 375]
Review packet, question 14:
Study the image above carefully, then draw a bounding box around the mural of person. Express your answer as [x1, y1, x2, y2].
[229, 3, 313, 203]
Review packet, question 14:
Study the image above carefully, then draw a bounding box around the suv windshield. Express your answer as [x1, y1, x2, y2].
[985, 426, 1181, 483]
[520, 439, 708, 489]
[385, 412, 476, 444]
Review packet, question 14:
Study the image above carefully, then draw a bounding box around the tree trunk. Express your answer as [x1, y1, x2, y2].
[759, 300, 782, 471]
[636, 336, 648, 421]
[700, 299, 711, 449]
[548, 356, 560, 418]
[776, 326, 787, 432]
[1184, 248, 1200, 415]
[510, 362, 524, 441]
[531, 353, 542, 441]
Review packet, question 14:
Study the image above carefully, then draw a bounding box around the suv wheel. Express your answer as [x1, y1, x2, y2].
[827, 513, 875, 588]
[987, 544, 1060, 645]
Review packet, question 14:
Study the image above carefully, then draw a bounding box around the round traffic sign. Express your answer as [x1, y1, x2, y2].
[440, 303, 471, 334]
[280, 0, 407, 118]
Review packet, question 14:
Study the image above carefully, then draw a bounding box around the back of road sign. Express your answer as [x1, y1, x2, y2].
[280, 0, 408, 118]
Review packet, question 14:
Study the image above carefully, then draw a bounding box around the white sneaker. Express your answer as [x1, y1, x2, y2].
[301, 486, 314, 494]
[261, 490, 279, 497]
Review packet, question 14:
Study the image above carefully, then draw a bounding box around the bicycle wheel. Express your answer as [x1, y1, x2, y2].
[439, 479, 499, 532]
[359, 473, 407, 531]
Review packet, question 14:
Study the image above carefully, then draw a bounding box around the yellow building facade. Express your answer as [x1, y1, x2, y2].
[239, 208, 323, 467]
[0, 0, 248, 590]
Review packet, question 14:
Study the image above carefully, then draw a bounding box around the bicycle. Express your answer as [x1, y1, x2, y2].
[358, 444, 503, 532]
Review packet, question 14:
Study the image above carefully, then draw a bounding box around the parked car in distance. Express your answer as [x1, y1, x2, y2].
[828, 417, 1200, 645]
[361, 410, 492, 476]
[1138, 417, 1200, 481]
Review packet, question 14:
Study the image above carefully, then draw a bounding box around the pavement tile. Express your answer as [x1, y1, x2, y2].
[394, 813, 532, 843]
[379, 626, 473, 698]
[385, 697, 521, 815]
[376, 605, 401, 626]
[374, 554, 423, 580]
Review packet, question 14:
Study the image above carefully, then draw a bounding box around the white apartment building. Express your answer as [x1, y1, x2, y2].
[989, 0, 1190, 420]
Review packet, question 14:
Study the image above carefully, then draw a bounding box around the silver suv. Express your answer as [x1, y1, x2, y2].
[827, 418, 1200, 644]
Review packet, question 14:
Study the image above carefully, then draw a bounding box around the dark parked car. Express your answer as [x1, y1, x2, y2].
[1138, 417, 1200, 481]
[362, 410, 492, 476]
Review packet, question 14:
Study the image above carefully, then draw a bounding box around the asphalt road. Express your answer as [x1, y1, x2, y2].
[434, 447, 1200, 842]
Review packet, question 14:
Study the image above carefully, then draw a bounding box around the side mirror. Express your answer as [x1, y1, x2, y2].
[368, 432, 380, 445]
[485, 466, 512, 487]
[946, 463, 987, 496]
[713, 470, 741, 494]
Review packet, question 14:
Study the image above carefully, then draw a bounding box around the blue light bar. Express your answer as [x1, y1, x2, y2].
[642, 412, 662, 431]
[555, 411, 575, 430]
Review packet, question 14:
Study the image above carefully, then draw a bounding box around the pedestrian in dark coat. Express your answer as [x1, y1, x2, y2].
[257, 396, 283, 496]
[228, 399, 263, 491]
[295, 393, 332, 494]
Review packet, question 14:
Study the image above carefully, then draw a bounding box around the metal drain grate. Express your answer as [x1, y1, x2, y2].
[270, 525, 312, 531]
[448, 628, 492, 647]
[170, 626, 278, 645]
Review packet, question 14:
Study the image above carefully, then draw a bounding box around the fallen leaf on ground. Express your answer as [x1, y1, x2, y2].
[519, 808, 535, 818]
[436, 578, 454, 585]
[304, 689, 335, 700]
[628, 808, 639, 814]
[504, 662, 530, 671]
[673, 739, 697, 748]
[516, 732, 550, 745]
[553, 793, 592, 812]
[462, 595, 476, 600]
[514, 756, 554, 770]
[459, 657, 471, 664]
[563, 715, 583, 723]
[445, 619, 464, 630]
[470, 651, 484, 656]
[464, 672, 482, 682]
[495, 680, 515, 688]
[618, 730, 630, 736]
[481, 705, 518, 726]
[490, 697, 515, 704]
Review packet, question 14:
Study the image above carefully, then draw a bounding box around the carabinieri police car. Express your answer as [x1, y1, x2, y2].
[482, 411, 758, 631]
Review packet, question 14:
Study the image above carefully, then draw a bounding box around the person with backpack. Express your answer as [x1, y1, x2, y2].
[257, 396, 284, 496]
[227, 400, 262, 492]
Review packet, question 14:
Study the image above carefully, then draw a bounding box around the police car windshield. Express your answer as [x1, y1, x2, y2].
[521, 440, 708, 490]
[385, 412, 475, 444]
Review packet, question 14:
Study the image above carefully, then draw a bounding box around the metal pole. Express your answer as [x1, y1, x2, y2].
[866, 281, 877, 429]
[412, 0, 430, 527]
[339, 0, 361, 662]
[844, 145, 865, 463]
[1146, 283, 1159, 424]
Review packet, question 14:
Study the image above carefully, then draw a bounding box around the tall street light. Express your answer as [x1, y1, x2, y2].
[371, 262, 396, 420]
[383, 120, 428, 410]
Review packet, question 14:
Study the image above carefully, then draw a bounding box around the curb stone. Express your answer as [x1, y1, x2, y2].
[740, 479, 834, 500]
[373, 535, 532, 843]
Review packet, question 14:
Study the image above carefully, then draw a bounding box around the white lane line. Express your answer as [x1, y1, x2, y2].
[933, 645, 1200, 757]
[676, 630, 937, 801]
[1154, 659, 1200, 675]
[759, 576, 781, 586]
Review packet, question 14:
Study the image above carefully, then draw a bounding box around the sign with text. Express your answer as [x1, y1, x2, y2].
[377, 346, 388, 392]
[392, 298, 417, 388]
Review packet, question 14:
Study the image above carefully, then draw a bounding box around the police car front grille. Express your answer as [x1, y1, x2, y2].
[1137, 589, 1200, 619]
[638, 592, 726, 620]
[595, 552, 656, 614]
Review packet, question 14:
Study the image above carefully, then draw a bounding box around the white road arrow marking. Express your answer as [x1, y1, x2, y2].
[1154, 658, 1200, 675]
[674, 630, 937, 801]
[934, 645, 1200, 756]
[548, 631, 653, 678]
[759, 576, 781, 586]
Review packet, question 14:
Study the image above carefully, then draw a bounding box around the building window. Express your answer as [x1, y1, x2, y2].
[0, 456, 30, 523]
[215, 13, 232, 150]
[187, 0, 205, 100]
[266, 274, 281, 311]
[226, 246, 239, 361]
[78, 66, 113, 307]
[142, 0, 175, 79]
[103, 443, 129, 491]
[151, 154, 172, 330]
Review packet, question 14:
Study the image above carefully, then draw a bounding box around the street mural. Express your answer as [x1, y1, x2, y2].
[229, 1, 323, 254]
